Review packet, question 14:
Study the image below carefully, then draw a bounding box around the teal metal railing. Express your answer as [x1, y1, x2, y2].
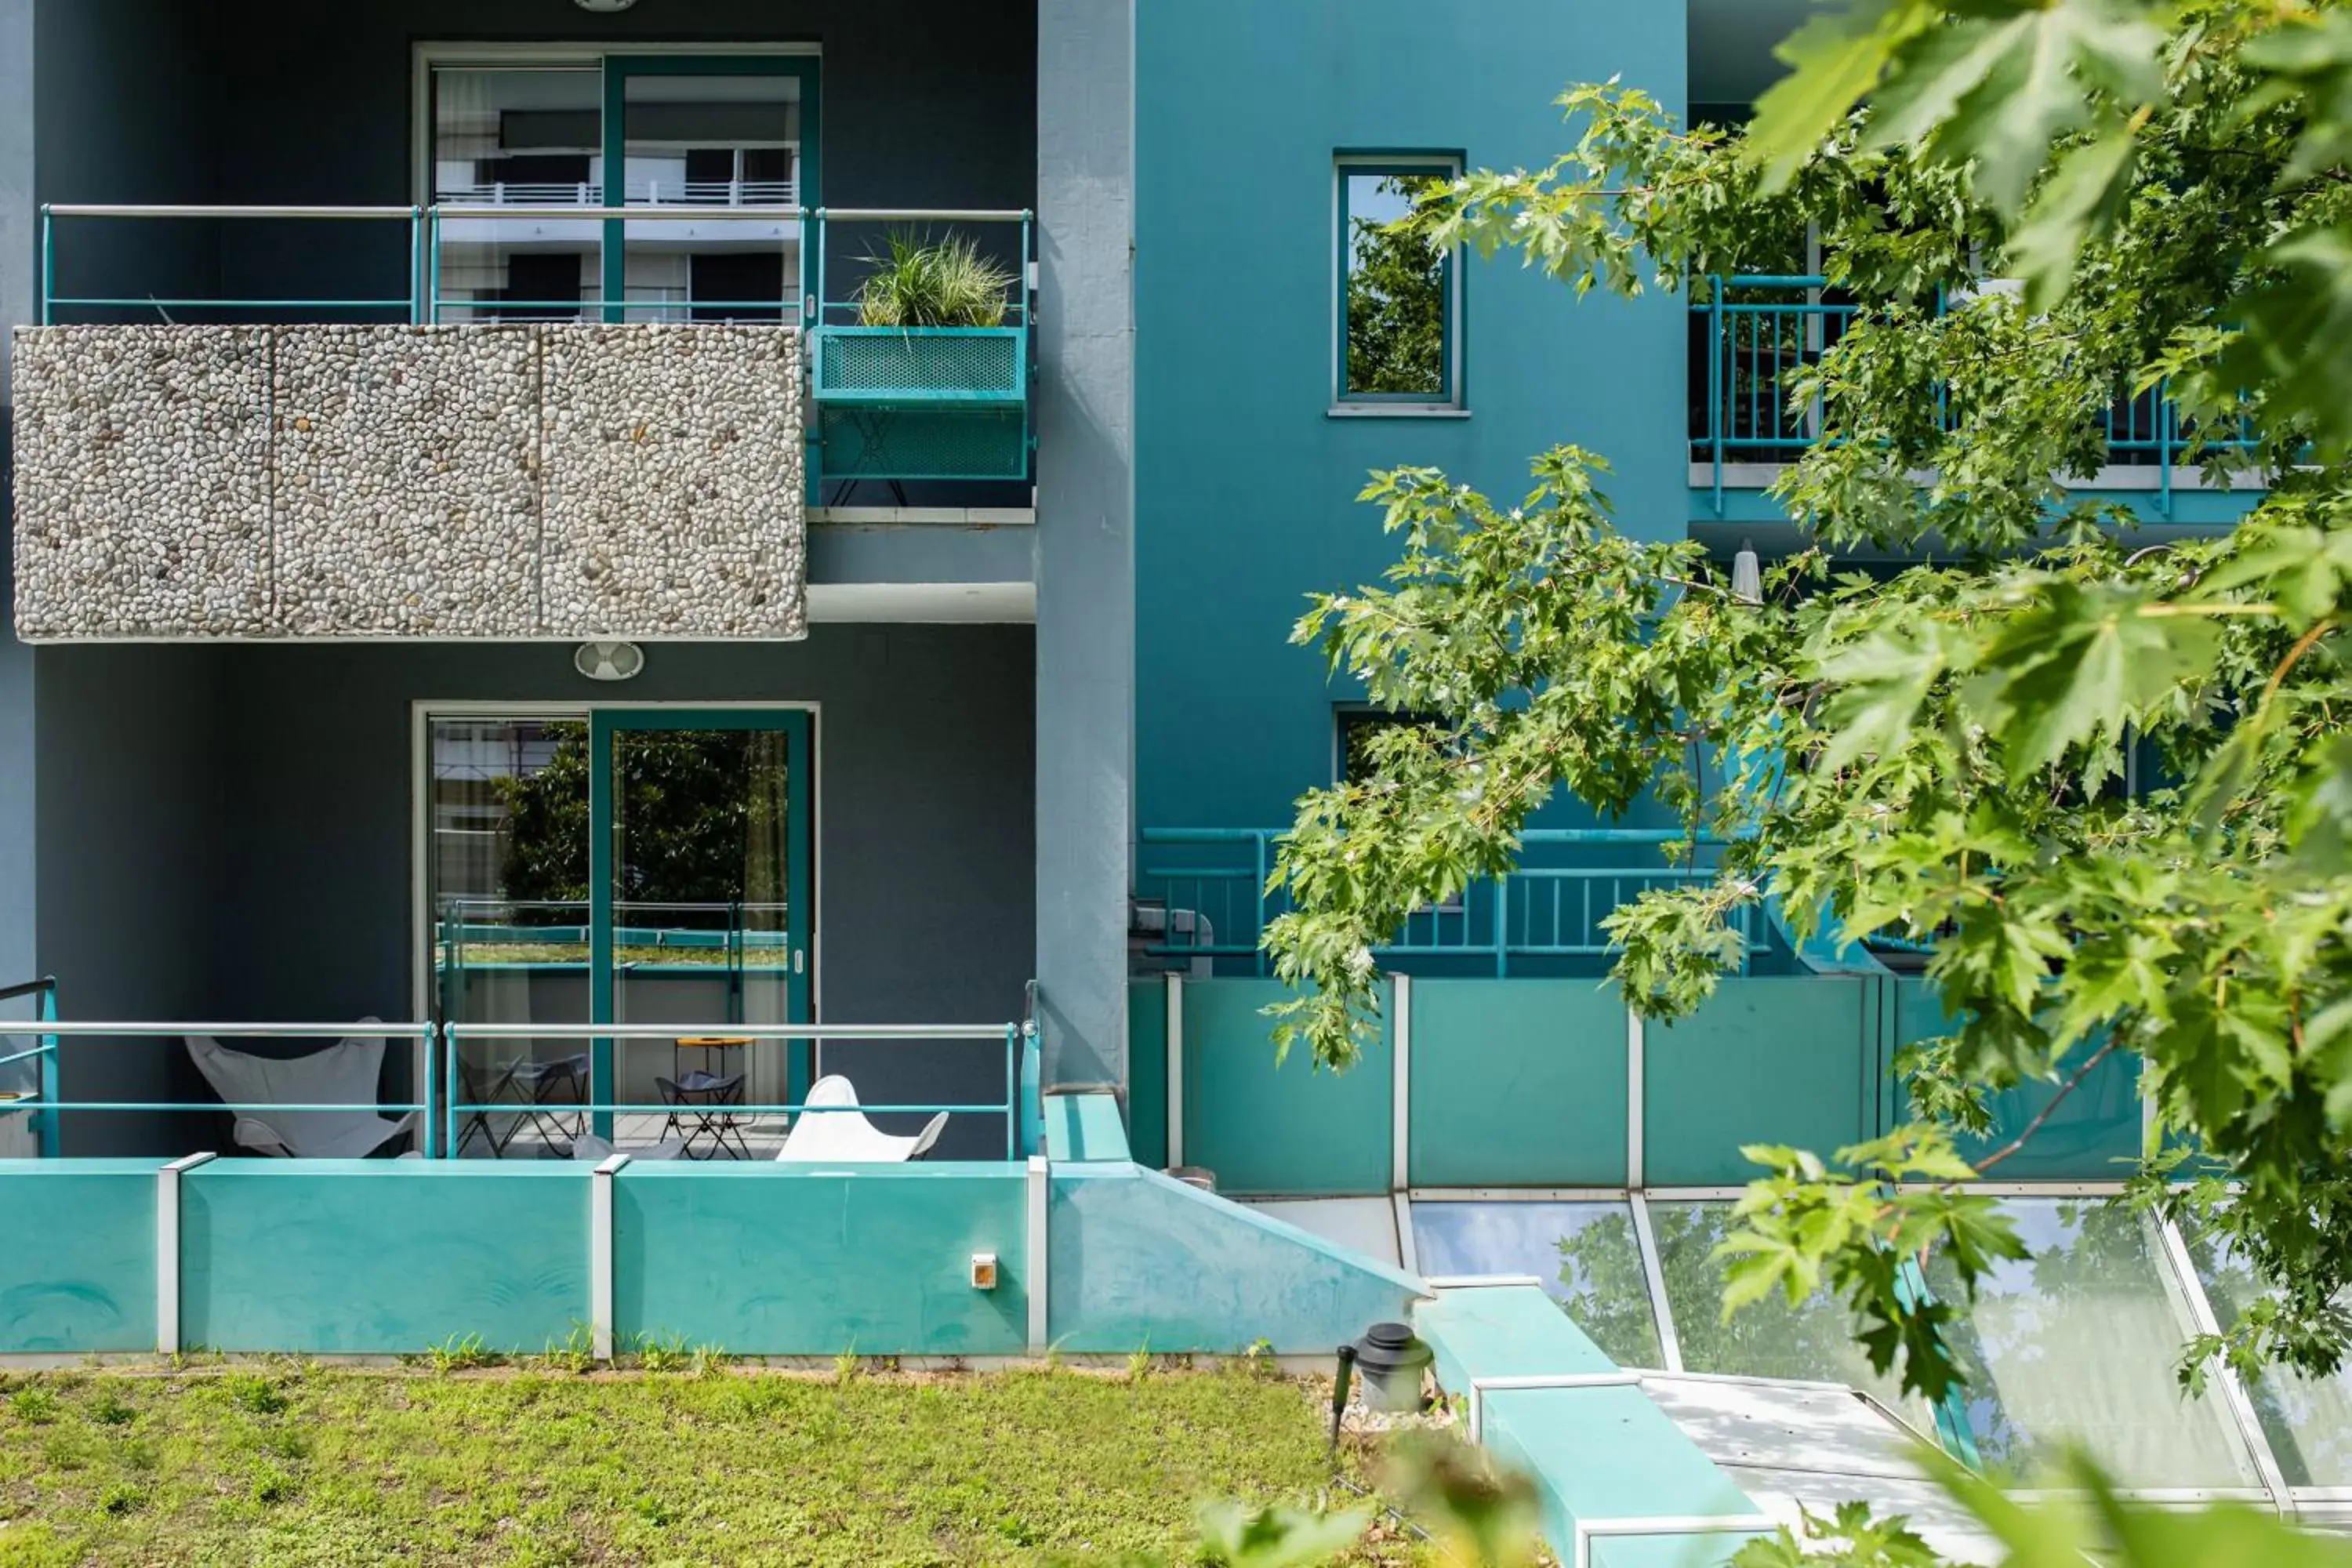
[23, 1019, 441, 1158]
[0, 978, 60, 1158]
[441, 1021, 1036, 1161]
[11, 1016, 1044, 1163]
[36, 202, 809, 325]
[1137, 828, 1760, 978]
[1688, 274, 2261, 517]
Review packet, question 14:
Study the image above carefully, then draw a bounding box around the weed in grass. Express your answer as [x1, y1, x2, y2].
[223, 1374, 288, 1416]
[7, 1389, 57, 1425]
[427, 1333, 503, 1374]
[538, 1323, 598, 1375]
[632, 1495, 674, 1529]
[96, 1481, 142, 1517]
[636, 1334, 691, 1374]
[1129, 1345, 1153, 1383]
[257, 1424, 310, 1462]
[832, 1347, 859, 1385]
[688, 1344, 731, 1379]
[249, 1465, 296, 1506]
[89, 1391, 135, 1428]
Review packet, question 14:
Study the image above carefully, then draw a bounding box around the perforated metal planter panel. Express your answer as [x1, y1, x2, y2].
[818, 405, 1029, 480]
[815, 326, 1025, 404]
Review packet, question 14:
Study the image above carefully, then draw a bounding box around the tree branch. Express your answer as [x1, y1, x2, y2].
[1973, 1036, 2125, 1177]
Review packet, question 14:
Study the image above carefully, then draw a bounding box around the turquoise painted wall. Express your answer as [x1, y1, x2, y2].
[0, 1160, 154, 1352]
[1411, 980, 1627, 1186]
[1133, 0, 1690, 837]
[1414, 1285, 1762, 1567]
[1181, 978, 1392, 1196]
[180, 1163, 586, 1354]
[1048, 1165, 1422, 1352]
[614, 1163, 1027, 1357]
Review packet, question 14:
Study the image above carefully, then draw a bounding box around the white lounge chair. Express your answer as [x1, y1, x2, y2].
[774, 1074, 946, 1163]
[183, 1020, 418, 1160]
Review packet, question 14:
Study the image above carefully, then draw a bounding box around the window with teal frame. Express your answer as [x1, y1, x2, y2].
[1337, 155, 1461, 407]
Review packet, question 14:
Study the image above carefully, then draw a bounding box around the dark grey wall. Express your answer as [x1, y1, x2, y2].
[34, 646, 234, 1152]
[36, 628, 1036, 1158]
[33, 0, 222, 315]
[206, 0, 1037, 310]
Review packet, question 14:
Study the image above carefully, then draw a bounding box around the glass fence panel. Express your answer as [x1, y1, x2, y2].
[2183, 1221, 2352, 1488]
[1650, 1200, 1914, 1410]
[1923, 1198, 2264, 1489]
[1411, 1201, 1663, 1369]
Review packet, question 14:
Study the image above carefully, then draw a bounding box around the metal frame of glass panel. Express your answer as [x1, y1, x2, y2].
[1405, 1180, 2337, 1516]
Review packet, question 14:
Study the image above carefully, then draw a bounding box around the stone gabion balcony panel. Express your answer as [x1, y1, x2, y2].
[9, 323, 807, 641]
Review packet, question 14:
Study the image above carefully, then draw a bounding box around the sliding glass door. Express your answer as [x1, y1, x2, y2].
[428, 708, 813, 1156]
[590, 711, 814, 1142]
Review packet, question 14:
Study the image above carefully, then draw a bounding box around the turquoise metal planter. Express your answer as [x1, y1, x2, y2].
[808, 209, 1036, 482]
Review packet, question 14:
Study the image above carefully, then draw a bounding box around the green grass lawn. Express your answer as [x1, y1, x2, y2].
[0, 1364, 1432, 1567]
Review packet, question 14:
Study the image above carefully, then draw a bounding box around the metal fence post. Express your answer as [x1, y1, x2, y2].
[1708, 276, 1726, 515]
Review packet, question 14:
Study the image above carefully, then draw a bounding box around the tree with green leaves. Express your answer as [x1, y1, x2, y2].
[1345, 176, 1450, 395]
[1262, 0, 2352, 1425]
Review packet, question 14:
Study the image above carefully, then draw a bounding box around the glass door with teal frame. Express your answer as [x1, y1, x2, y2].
[590, 711, 814, 1152]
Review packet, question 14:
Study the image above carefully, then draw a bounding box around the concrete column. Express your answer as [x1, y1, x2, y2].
[1033, 0, 1134, 1090]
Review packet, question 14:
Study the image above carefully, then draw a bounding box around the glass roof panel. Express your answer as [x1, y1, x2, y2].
[2183, 1221, 2352, 1488]
[1410, 1200, 1664, 1368]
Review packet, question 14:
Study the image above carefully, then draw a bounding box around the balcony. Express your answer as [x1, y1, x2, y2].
[1134, 828, 1786, 980]
[1687, 274, 2266, 526]
[10, 202, 1035, 641]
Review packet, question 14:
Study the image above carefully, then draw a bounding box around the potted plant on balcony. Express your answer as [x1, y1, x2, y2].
[852, 230, 1015, 328]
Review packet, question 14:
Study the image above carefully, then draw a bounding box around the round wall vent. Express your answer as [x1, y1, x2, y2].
[574, 0, 639, 12]
[574, 641, 645, 681]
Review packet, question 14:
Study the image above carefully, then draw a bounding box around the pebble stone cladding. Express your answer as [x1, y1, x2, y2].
[9, 322, 807, 641]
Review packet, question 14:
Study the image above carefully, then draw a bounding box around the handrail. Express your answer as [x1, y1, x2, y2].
[0, 977, 59, 1156]
[441, 1018, 1029, 1159]
[816, 207, 1033, 223]
[1137, 827, 1751, 978]
[1687, 272, 2259, 515]
[20, 1021, 438, 1158]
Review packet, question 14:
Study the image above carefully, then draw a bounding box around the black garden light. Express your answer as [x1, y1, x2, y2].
[1348, 1321, 1433, 1415]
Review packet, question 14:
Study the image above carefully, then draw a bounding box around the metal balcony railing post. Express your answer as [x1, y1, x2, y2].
[1708, 276, 1725, 516]
[38, 205, 53, 326]
[1254, 831, 1272, 977]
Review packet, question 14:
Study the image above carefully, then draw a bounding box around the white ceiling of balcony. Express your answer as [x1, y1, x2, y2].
[1689, 0, 1812, 107]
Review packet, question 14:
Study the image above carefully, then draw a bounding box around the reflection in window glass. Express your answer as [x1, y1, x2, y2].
[2185, 1222, 2352, 1487]
[1924, 1199, 2262, 1488]
[1340, 162, 1455, 401]
[1652, 1202, 1913, 1409]
[1410, 1202, 1662, 1368]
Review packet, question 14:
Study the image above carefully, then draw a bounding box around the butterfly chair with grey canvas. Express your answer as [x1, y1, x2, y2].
[183, 1019, 418, 1159]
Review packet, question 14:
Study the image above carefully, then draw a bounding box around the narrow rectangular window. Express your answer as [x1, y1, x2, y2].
[1337, 156, 1461, 406]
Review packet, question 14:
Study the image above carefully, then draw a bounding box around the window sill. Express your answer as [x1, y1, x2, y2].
[1327, 405, 1471, 420]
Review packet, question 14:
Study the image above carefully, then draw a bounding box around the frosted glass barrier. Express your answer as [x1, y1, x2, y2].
[1926, 1199, 2263, 1488]
[1651, 1202, 1914, 1410]
[1410, 1202, 1663, 1369]
[2185, 1223, 2352, 1487]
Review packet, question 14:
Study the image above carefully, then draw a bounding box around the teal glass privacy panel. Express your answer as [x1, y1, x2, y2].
[1923, 1197, 2263, 1488]
[1409, 981, 1625, 1186]
[2184, 1220, 2352, 1486]
[1645, 978, 1872, 1185]
[1410, 1200, 1663, 1367]
[1650, 1200, 1915, 1411]
[1893, 980, 2143, 1179]
[1127, 978, 1169, 1171]
[1181, 978, 1392, 1196]
[817, 405, 1028, 480]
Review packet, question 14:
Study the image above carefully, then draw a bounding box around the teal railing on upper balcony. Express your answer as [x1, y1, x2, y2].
[36, 203, 1034, 485]
[1689, 274, 2260, 516]
[1136, 828, 1762, 978]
